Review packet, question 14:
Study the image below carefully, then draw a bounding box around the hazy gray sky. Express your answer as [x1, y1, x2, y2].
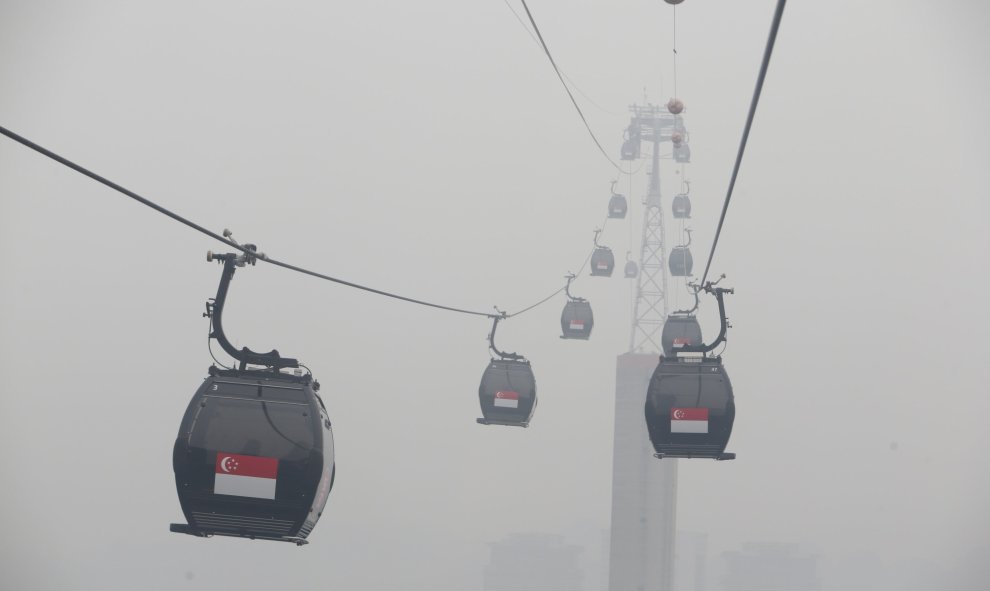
[1, 1, 988, 590]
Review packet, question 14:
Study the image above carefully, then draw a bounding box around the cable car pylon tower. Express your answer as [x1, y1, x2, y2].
[627, 103, 683, 352]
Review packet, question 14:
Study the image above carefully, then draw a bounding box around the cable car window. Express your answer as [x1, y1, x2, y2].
[698, 375, 730, 411]
[190, 396, 314, 461]
[661, 376, 702, 407]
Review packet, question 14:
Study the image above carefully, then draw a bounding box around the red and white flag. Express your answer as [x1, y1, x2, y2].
[215, 452, 279, 499]
[596, 261, 609, 270]
[670, 407, 709, 434]
[494, 390, 519, 409]
[569, 319, 585, 331]
[672, 337, 692, 348]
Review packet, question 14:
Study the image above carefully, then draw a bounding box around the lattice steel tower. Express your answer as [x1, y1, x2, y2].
[627, 104, 684, 353]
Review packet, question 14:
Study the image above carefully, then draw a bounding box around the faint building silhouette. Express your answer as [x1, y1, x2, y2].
[484, 533, 584, 591]
[675, 531, 709, 591]
[720, 542, 820, 591]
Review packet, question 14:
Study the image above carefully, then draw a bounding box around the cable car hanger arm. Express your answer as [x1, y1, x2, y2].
[487, 314, 523, 361]
[206, 249, 299, 370]
[676, 282, 733, 356]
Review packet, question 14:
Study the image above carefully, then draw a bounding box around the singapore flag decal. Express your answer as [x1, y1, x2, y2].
[670, 407, 709, 434]
[494, 391, 519, 409]
[569, 319, 585, 331]
[215, 453, 278, 499]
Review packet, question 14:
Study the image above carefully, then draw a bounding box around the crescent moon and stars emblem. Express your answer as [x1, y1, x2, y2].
[673, 409, 686, 420]
[219, 456, 240, 473]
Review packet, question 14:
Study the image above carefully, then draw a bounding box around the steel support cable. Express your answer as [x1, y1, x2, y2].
[518, 0, 623, 173]
[699, 0, 787, 286]
[498, 0, 624, 119]
[672, 5, 678, 98]
[0, 124, 606, 321]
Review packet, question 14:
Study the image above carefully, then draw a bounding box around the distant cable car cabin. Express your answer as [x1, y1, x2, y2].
[560, 274, 593, 340]
[621, 126, 640, 160]
[672, 193, 691, 219]
[478, 316, 537, 428]
[667, 98, 685, 115]
[661, 313, 703, 356]
[609, 194, 628, 219]
[668, 230, 694, 277]
[669, 247, 693, 276]
[172, 246, 334, 545]
[608, 180, 628, 219]
[645, 284, 736, 460]
[673, 142, 691, 164]
[590, 229, 615, 277]
[624, 258, 638, 279]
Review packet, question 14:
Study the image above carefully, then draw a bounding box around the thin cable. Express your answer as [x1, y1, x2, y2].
[505, 285, 566, 319]
[499, 0, 623, 118]
[518, 0, 623, 173]
[0, 124, 609, 324]
[699, 0, 787, 285]
[672, 5, 678, 98]
[0, 125, 239, 249]
[0, 124, 500, 319]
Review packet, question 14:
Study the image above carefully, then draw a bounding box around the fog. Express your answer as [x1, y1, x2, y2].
[1, 1, 987, 590]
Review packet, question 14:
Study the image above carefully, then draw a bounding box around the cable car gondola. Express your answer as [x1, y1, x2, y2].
[673, 142, 691, 164]
[669, 229, 694, 277]
[560, 274, 593, 340]
[624, 252, 638, 279]
[590, 229, 615, 277]
[172, 246, 334, 545]
[661, 313, 703, 356]
[621, 125, 640, 161]
[669, 247, 693, 276]
[672, 193, 691, 219]
[645, 284, 736, 460]
[478, 316, 537, 427]
[608, 181, 628, 219]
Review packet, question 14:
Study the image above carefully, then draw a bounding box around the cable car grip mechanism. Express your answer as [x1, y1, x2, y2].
[563, 273, 585, 303]
[676, 280, 733, 356]
[204, 235, 299, 372]
[487, 313, 523, 362]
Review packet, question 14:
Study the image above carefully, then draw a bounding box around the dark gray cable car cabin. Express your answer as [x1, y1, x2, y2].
[669, 247, 693, 276]
[621, 138, 640, 161]
[645, 286, 736, 460]
[645, 356, 734, 460]
[478, 359, 537, 427]
[561, 299, 593, 340]
[672, 193, 691, 219]
[673, 143, 691, 163]
[661, 314, 703, 356]
[624, 260, 638, 278]
[172, 369, 334, 544]
[608, 194, 628, 219]
[477, 316, 537, 427]
[591, 247, 615, 277]
[171, 249, 334, 545]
